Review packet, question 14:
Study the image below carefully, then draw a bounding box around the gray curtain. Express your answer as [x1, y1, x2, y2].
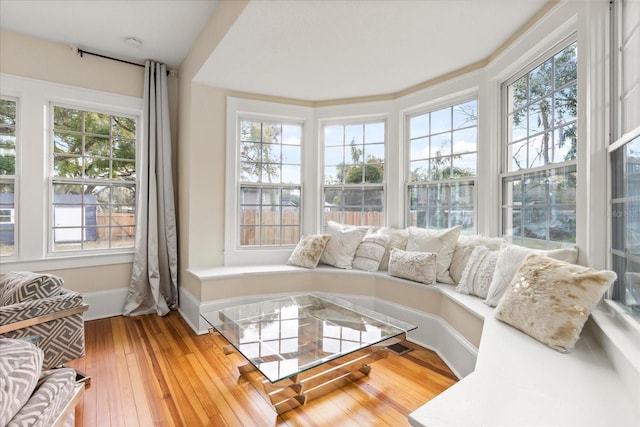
[124, 61, 178, 316]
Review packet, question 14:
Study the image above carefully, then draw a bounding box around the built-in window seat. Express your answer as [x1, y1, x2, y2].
[182, 265, 639, 426]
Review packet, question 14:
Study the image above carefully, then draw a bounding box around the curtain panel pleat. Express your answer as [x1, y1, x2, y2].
[124, 61, 178, 316]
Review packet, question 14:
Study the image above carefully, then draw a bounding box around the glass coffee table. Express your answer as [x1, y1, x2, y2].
[201, 292, 416, 414]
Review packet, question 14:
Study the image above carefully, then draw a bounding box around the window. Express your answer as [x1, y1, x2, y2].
[502, 41, 577, 248]
[322, 121, 385, 227]
[407, 100, 477, 232]
[51, 105, 137, 252]
[610, 0, 640, 319]
[0, 97, 17, 257]
[238, 119, 302, 246]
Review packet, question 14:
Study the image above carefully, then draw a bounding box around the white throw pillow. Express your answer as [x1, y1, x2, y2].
[484, 244, 579, 307]
[405, 226, 462, 284]
[455, 246, 499, 299]
[449, 235, 504, 284]
[388, 248, 437, 285]
[319, 221, 367, 269]
[495, 254, 615, 353]
[372, 227, 409, 271]
[287, 234, 331, 269]
[352, 232, 389, 272]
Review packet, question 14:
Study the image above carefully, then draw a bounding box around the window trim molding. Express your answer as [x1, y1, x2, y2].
[224, 97, 314, 266]
[0, 73, 143, 269]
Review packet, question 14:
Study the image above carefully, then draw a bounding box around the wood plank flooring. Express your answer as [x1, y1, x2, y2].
[66, 311, 458, 426]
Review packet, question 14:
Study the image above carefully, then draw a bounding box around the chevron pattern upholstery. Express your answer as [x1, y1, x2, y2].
[0, 271, 63, 306]
[0, 273, 86, 370]
[7, 368, 76, 427]
[0, 339, 80, 427]
[0, 339, 43, 426]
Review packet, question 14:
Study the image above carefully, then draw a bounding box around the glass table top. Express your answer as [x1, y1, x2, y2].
[200, 292, 416, 383]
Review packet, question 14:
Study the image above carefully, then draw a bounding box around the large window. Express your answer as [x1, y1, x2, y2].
[407, 100, 477, 232]
[610, 0, 640, 319]
[0, 97, 17, 257]
[238, 119, 302, 246]
[502, 41, 578, 248]
[51, 105, 137, 252]
[322, 121, 385, 227]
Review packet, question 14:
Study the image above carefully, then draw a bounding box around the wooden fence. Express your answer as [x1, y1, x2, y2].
[96, 213, 135, 241]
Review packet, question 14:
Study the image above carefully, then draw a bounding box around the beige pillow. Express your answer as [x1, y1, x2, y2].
[388, 248, 437, 285]
[450, 235, 504, 284]
[352, 232, 389, 272]
[495, 254, 616, 353]
[455, 246, 499, 299]
[319, 221, 367, 269]
[405, 226, 462, 284]
[484, 244, 578, 307]
[287, 234, 331, 268]
[372, 227, 409, 271]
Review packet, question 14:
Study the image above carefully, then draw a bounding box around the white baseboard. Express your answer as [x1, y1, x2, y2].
[83, 288, 128, 321]
[177, 290, 477, 378]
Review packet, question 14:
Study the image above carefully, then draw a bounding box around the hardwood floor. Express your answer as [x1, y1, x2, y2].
[66, 311, 457, 426]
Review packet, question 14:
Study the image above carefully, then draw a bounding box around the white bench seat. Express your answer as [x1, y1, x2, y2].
[183, 264, 640, 426]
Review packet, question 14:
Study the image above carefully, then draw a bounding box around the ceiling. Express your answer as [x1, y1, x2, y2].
[0, 0, 219, 69]
[1, 0, 552, 101]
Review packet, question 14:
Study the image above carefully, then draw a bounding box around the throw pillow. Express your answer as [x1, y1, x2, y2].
[449, 235, 504, 284]
[0, 271, 63, 306]
[319, 221, 367, 269]
[388, 248, 437, 285]
[405, 225, 462, 284]
[484, 244, 578, 307]
[495, 254, 616, 353]
[373, 227, 409, 271]
[287, 234, 331, 269]
[455, 246, 499, 299]
[352, 232, 389, 272]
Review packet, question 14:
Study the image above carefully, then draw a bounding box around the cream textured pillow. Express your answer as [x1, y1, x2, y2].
[371, 227, 409, 271]
[495, 254, 616, 353]
[450, 235, 504, 284]
[352, 232, 389, 272]
[388, 248, 437, 285]
[484, 244, 578, 307]
[405, 226, 462, 284]
[287, 234, 331, 269]
[455, 246, 499, 299]
[319, 221, 367, 269]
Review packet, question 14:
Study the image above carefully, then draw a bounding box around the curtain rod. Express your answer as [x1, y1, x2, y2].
[75, 48, 174, 76]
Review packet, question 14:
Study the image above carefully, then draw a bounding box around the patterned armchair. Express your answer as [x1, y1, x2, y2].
[0, 272, 88, 370]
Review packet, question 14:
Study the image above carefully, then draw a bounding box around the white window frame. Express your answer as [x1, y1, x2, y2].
[405, 97, 479, 233]
[0, 74, 142, 272]
[225, 97, 314, 266]
[49, 102, 139, 254]
[500, 36, 579, 249]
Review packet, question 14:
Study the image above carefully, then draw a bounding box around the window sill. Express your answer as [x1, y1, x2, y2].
[0, 251, 135, 273]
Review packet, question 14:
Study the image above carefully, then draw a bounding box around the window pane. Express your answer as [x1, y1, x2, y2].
[409, 160, 429, 183]
[554, 42, 577, 88]
[51, 105, 137, 252]
[529, 59, 553, 100]
[281, 145, 300, 164]
[431, 107, 451, 134]
[365, 122, 385, 143]
[410, 137, 429, 160]
[410, 114, 429, 138]
[0, 181, 15, 256]
[452, 128, 477, 155]
[452, 100, 477, 128]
